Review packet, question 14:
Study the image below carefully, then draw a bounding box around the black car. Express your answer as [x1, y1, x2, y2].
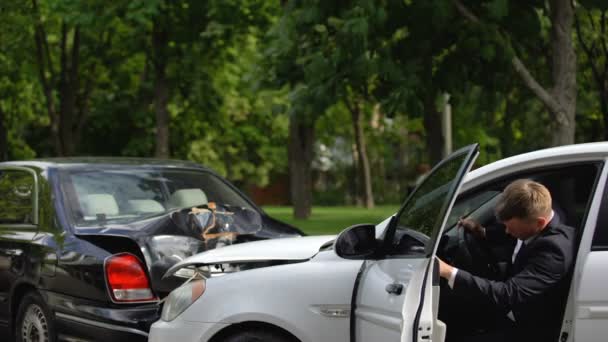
[0, 158, 302, 342]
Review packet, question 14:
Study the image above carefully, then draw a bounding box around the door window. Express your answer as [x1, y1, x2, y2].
[592, 175, 608, 250]
[0, 169, 36, 224]
[445, 190, 501, 229]
[387, 146, 478, 256]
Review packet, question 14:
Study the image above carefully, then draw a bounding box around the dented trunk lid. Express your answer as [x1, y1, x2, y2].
[165, 235, 336, 276]
[76, 207, 302, 294]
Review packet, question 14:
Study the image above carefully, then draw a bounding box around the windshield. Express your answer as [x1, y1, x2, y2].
[59, 168, 256, 226]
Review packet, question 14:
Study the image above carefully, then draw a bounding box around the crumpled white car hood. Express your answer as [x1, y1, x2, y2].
[165, 235, 336, 276]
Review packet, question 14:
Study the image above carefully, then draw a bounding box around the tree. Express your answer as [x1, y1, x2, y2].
[452, 0, 577, 146]
[131, 0, 279, 158]
[266, 0, 396, 210]
[0, 2, 43, 160]
[263, 3, 326, 218]
[287, 111, 316, 217]
[30, 0, 122, 156]
[151, 12, 170, 158]
[575, 2, 608, 139]
[185, 33, 291, 189]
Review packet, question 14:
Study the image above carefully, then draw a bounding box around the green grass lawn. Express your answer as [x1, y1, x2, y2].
[263, 205, 400, 235]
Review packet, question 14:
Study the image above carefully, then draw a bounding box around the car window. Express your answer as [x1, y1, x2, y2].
[60, 168, 255, 226]
[388, 147, 477, 256]
[593, 190, 608, 250]
[445, 190, 501, 229]
[441, 163, 601, 246]
[0, 169, 36, 224]
[592, 168, 608, 251]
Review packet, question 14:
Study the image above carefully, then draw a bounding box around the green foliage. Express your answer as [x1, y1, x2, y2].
[178, 32, 290, 187]
[485, 0, 509, 20]
[0, 2, 42, 159]
[0, 0, 605, 209]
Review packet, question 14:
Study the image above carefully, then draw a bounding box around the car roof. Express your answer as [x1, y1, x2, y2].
[463, 142, 608, 190]
[0, 157, 207, 171]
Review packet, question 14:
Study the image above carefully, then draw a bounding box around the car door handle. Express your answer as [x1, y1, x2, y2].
[385, 283, 404, 295]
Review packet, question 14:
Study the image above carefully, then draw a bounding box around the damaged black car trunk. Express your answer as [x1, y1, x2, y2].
[0, 158, 301, 341]
[78, 202, 296, 295]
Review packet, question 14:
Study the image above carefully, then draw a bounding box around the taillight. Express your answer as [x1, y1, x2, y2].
[105, 253, 158, 303]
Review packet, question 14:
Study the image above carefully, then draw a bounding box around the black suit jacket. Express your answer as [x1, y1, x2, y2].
[452, 219, 576, 342]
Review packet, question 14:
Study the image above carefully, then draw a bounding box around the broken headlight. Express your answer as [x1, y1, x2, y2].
[161, 279, 206, 321]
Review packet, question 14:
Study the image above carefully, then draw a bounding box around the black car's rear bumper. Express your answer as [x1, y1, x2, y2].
[42, 290, 160, 342]
[55, 312, 148, 342]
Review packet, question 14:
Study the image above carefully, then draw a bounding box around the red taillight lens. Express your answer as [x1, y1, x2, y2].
[105, 253, 157, 303]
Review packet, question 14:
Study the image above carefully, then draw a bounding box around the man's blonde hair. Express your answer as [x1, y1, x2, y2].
[495, 179, 552, 221]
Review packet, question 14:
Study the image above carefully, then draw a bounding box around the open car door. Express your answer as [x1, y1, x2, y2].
[350, 144, 478, 342]
[399, 144, 479, 342]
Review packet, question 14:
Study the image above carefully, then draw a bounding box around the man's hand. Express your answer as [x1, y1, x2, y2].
[458, 217, 486, 239]
[436, 257, 454, 280]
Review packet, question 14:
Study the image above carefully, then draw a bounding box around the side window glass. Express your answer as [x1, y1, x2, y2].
[446, 190, 501, 229]
[388, 153, 472, 256]
[0, 169, 36, 224]
[592, 179, 608, 250]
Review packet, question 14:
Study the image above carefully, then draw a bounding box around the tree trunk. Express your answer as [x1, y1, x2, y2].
[32, 0, 60, 155]
[602, 87, 608, 140]
[351, 142, 361, 206]
[349, 101, 374, 208]
[152, 20, 170, 158]
[32, 4, 90, 157]
[423, 93, 444, 165]
[501, 96, 515, 157]
[0, 106, 8, 161]
[57, 23, 80, 156]
[548, 0, 577, 146]
[288, 115, 315, 219]
[574, 8, 608, 140]
[154, 67, 170, 158]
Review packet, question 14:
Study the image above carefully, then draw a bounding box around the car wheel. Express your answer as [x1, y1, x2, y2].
[223, 329, 294, 342]
[15, 292, 56, 342]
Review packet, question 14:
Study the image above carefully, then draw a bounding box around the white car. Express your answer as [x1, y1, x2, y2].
[149, 142, 608, 342]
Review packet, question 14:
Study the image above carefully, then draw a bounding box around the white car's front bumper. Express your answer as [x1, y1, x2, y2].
[149, 319, 227, 342]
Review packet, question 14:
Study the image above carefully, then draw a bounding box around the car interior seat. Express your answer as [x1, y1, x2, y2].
[81, 193, 120, 218]
[168, 188, 208, 209]
[128, 199, 165, 214]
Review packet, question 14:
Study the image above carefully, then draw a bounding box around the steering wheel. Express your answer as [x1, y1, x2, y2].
[455, 226, 502, 279]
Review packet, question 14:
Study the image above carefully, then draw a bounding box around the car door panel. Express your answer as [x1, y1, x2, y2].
[401, 147, 479, 342]
[574, 252, 608, 341]
[0, 228, 38, 328]
[0, 167, 39, 328]
[355, 258, 426, 340]
[352, 144, 479, 342]
[399, 259, 431, 342]
[571, 160, 608, 341]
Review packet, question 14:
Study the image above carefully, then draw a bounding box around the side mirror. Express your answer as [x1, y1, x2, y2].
[334, 224, 378, 259]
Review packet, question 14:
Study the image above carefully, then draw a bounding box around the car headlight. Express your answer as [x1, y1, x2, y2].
[161, 279, 206, 321]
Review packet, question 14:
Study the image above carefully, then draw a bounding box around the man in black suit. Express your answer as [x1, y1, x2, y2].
[437, 179, 576, 342]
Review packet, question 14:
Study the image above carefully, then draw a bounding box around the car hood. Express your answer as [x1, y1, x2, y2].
[165, 235, 336, 276]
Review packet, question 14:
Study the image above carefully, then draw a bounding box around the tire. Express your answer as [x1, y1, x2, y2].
[223, 329, 294, 342]
[15, 291, 56, 342]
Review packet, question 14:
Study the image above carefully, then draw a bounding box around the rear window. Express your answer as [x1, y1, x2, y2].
[59, 168, 255, 226]
[0, 169, 36, 224]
